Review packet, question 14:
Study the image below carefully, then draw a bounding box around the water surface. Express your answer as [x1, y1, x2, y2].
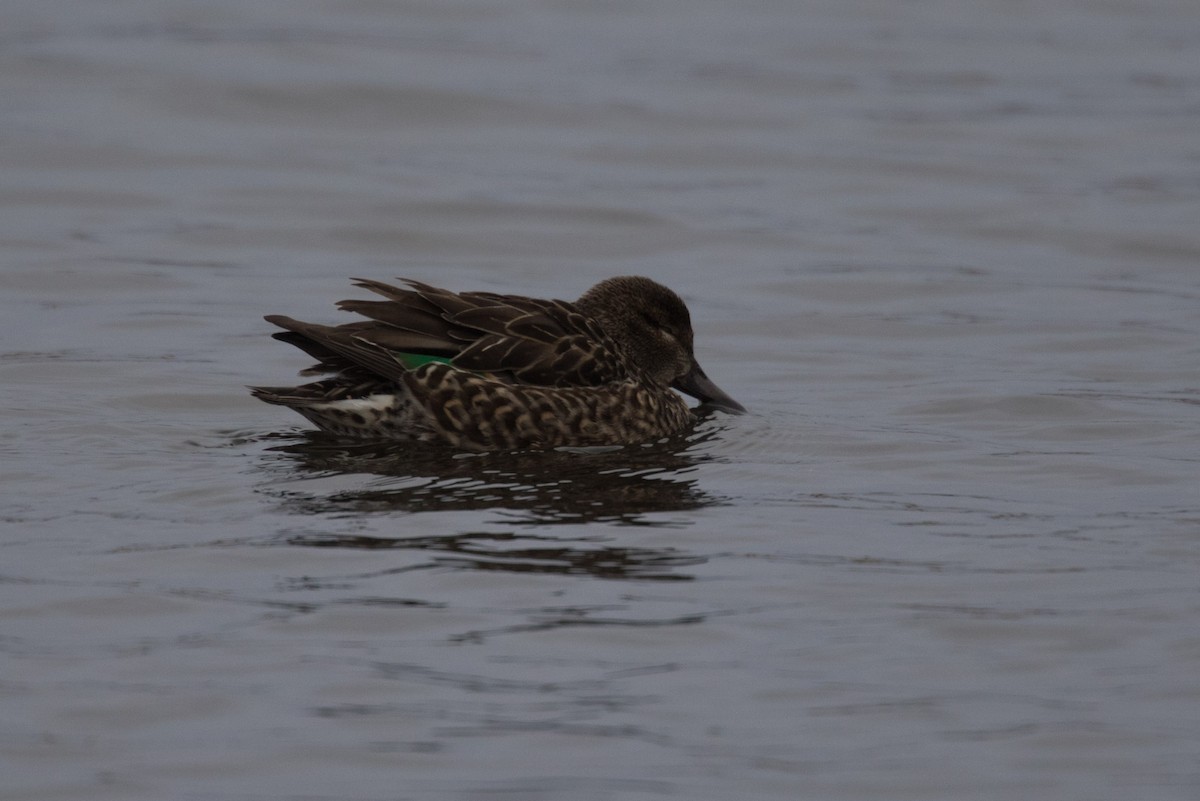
[2, 1, 1199, 799]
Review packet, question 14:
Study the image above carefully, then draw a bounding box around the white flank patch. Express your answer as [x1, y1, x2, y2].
[310, 395, 396, 413]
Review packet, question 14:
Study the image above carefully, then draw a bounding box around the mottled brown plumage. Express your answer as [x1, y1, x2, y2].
[251, 276, 743, 451]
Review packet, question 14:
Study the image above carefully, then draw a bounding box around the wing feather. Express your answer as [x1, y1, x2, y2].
[266, 279, 631, 390]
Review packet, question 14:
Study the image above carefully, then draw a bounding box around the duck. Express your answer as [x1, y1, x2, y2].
[250, 276, 744, 451]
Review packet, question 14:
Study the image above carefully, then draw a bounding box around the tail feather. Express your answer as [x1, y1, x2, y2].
[248, 385, 317, 406]
[263, 315, 409, 384]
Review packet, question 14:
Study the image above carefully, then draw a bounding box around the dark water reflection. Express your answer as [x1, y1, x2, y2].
[258, 421, 727, 525]
[253, 421, 730, 582]
[287, 529, 705, 583]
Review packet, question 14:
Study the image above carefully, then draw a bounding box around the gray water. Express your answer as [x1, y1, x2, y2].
[3, 1, 1199, 799]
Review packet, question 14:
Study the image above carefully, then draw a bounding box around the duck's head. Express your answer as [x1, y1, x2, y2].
[577, 276, 746, 414]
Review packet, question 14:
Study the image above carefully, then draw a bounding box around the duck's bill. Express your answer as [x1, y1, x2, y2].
[674, 362, 746, 414]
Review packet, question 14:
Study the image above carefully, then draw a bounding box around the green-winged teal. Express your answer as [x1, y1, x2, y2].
[251, 276, 744, 450]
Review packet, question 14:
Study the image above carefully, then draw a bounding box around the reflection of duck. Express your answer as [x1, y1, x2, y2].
[261, 423, 726, 526]
[287, 529, 707, 582]
[260, 427, 727, 582]
[251, 276, 744, 450]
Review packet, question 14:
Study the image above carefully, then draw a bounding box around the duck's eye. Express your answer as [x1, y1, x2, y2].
[639, 312, 679, 343]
